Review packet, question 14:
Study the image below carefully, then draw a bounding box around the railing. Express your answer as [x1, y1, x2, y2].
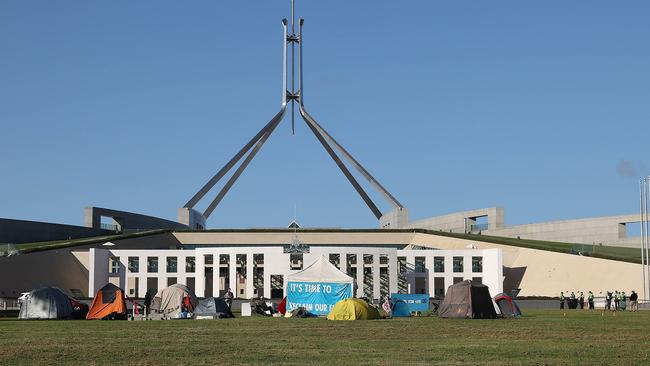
[100, 223, 119, 231]
[0, 244, 19, 257]
[470, 223, 489, 233]
[0, 298, 20, 310]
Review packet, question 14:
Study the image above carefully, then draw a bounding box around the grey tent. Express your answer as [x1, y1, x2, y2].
[151, 283, 198, 319]
[19, 287, 73, 320]
[438, 280, 498, 319]
[194, 297, 234, 319]
[494, 293, 522, 318]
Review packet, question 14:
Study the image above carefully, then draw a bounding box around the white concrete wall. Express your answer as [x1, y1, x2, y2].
[403, 207, 640, 248]
[90, 246, 501, 300]
[410, 233, 644, 298]
[395, 248, 502, 298]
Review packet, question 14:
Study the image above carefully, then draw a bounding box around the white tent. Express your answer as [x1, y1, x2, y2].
[286, 256, 354, 316]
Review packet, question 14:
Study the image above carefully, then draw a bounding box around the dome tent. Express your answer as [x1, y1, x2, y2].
[286, 256, 354, 316]
[194, 297, 234, 319]
[391, 300, 411, 317]
[494, 293, 522, 318]
[19, 287, 73, 320]
[86, 283, 127, 320]
[438, 280, 498, 319]
[327, 298, 380, 321]
[151, 283, 198, 319]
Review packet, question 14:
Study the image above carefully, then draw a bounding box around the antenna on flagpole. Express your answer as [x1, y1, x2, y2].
[290, 0, 296, 135]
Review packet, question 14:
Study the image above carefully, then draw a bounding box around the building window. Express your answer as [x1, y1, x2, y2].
[166, 257, 178, 273]
[147, 257, 158, 273]
[453, 256, 464, 273]
[128, 257, 139, 273]
[434, 257, 444, 273]
[472, 277, 482, 284]
[110, 257, 120, 274]
[329, 254, 340, 269]
[414, 257, 426, 273]
[186, 257, 196, 273]
[472, 256, 483, 273]
[290, 254, 303, 270]
[204, 255, 214, 265]
[453, 277, 464, 284]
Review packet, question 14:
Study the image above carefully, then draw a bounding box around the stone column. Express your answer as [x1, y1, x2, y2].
[372, 254, 380, 300]
[263, 270, 271, 299]
[229, 254, 237, 297]
[195, 254, 205, 297]
[356, 254, 364, 297]
[213, 252, 220, 298]
[246, 253, 254, 299]
[388, 254, 398, 295]
[427, 254, 435, 296]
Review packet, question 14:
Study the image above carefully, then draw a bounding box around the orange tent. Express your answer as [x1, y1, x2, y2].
[86, 283, 127, 320]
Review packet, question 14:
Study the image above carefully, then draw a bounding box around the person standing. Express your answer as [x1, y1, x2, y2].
[570, 291, 576, 309]
[614, 291, 620, 311]
[224, 288, 234, 308]
[605, 291, 612, 311]
[619, 291, 627, 311]
[579, 292, 585, 310]
[629, 291, 638, 312]
[144, 291, 152, 318]
[560, 292, 565, 309]
[587, 291, 594, 310]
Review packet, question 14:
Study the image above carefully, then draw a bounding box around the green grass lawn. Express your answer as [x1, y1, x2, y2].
[1, 310, 649, 365]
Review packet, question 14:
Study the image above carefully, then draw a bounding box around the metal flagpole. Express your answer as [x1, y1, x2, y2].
[641, 178, 647, 301]
[643, 177, 650, 304]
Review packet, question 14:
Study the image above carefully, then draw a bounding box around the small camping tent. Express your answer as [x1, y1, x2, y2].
[194, 297, 234, 319]
[287, 256, 354, 316]
[18, 287, 73, 320]
[327, 298, 380, 321]
[494, 293, 522, 318]
[278, 296, 287, 315]
[151, 283, 198, 319]
[86, 283, 127, 320]
[391, 300, 411, 317]
[438, 280, 498, 319]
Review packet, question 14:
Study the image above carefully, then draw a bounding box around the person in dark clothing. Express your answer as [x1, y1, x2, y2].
[579, 292, 585, 310]
[144, 291, 152, 316]
[614, 291, 620, 311]
[629, 291, 638, 312]
[224, 288, 234, 308]
[560, 292, 565, 309]
[605, 292, 612, 310]
[587, 291, 594, 310]
[251, 295, 274, 316]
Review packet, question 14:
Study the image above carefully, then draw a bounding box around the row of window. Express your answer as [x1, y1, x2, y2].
[110, 256, 196, 274]
[110, 255, 483, 275]
[399, 256, 483, 274]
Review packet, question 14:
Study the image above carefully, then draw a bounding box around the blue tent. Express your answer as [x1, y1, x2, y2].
[392, 300, 411, 317]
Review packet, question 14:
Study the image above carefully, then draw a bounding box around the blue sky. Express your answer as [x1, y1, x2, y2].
[1, 1, 649, 229]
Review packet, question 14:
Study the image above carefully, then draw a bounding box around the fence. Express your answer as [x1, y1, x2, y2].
[0, 244, 20, 257]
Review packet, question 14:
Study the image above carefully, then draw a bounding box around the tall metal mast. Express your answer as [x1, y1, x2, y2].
[182, 1, 405, 226]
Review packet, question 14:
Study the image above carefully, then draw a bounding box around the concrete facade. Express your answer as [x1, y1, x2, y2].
[0, 218, 113, 244]
[0, 229, 644, 299]
[88, 246, 502, 301]
[403, 207, 641, 248]
[84, 207, 188, 232]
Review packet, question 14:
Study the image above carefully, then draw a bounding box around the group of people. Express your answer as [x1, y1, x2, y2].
[559, 290, 639, 311]
[604, 290, 639, 311]
[560, 291, 595, 310]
